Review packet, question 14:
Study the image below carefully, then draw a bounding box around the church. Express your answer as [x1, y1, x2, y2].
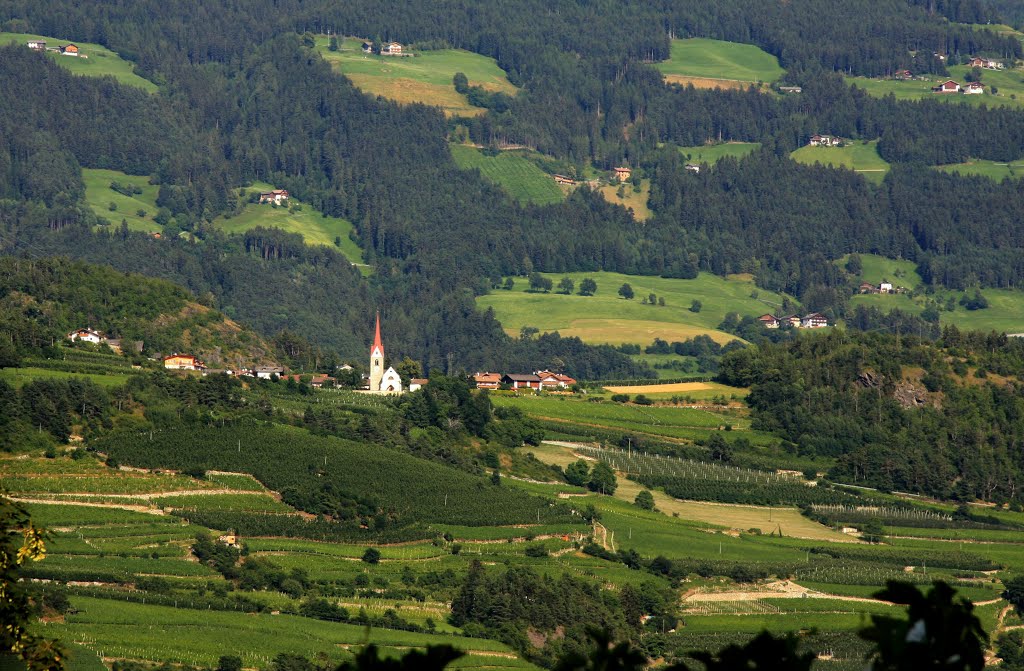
[366, 313, 404, 394]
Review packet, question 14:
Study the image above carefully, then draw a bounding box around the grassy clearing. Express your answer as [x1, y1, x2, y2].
[836, 253, 1024, 333]
[316, 37, 517, 117]
[597, 180, 652, 221]
[936, 157, 1024, 180]
[449, 145, 564, 205]
[656, 38, 784, 85]
[790, 141, 890, 184]
[0, 33, 157, 92]
[83, 168, 161, 233]
[0, 366, 131, 388]
[847, 65, 1024, 109]
[217, 182, 364, 265]
[677, 142, 761, 164]
[49, 597, 522, 669]
[477, 271, 790, 346]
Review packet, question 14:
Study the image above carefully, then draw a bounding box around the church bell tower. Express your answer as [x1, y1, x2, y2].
[369, 312, 385, 392]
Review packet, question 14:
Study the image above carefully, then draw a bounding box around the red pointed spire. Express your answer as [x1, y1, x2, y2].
[372, 311, 384, 357]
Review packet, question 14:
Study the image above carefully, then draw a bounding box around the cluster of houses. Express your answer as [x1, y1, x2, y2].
[257, 189, 289, 205]
[362, 41, 405, 56]
[858, 281, 904, 294]
[757, 313, 829, 329]
[66, 328, 137, 354]
[472, 371, 577, 391]
[968, 57, 1004, 70]
[809, 134, 843, 147]
[932, 80, 985, 95]
[26, 40, 85, 57]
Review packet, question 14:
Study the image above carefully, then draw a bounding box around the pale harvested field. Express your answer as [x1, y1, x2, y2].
[553, 318, 735, 345]
[663, 75, 750, 90]
[344, 75, 486, 116]
[614, 478, 852, 542]
[604, 382, 715, 394]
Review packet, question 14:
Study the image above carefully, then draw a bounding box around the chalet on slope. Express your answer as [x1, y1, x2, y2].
[809, 134, 841, 147]
[409, 378, 429, 392]
[501, 373, 542, 390]
[67, 328, 104, 344]
[685, 164, 700, 173]
[893, 69, 912, 80]
[381, 42, 403, 55]
[26, 40, 45, 50]
[879, 282, 893, 294]
[164, 354, 205, 371]
[968, 57, 1003, 70]
[258, 189, 289, 204]
[553, 174, 576, 186]
[253, 365, 285, 379]
[473, 372, 501, 389]
[964, 82, 984, 95]
[535, 370, 577, 389]
[60, 44, 79, 56]
[932, 80, 960, 94]
[801, 313, 829, 329]
[757, 314, 780, 329]
[859, 282, 878, 294]
[781, 314, 802, 328]
[613, 167, 632, 182]
[778, 85, 802, 94]
[361, 41, 373, 53]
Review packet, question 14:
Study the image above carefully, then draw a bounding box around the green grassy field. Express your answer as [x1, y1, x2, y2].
[790, 140, 890, 184]
[847, 65, 1024, 109]
[216, 182, 364, 265]
[316, 37, 517, 116]
[0, 366, 132, 388]
[477, 271, 791, 346]
[83, 168, 161, 233]
[678, 142, 761, 164]
[0, 33, 156, 92]
[450, 145, 564, 205]
[48, 597, 526, 669]
[656, 38, 784, 86]
[837, 254, 1024, 333]
[936, 157, 1024, 180]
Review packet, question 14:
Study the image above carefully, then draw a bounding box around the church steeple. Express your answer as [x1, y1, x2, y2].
[371, 311, 384, 358]
[369, 311, 385, 391]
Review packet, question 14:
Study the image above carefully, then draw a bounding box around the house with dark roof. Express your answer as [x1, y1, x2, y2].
[501, 373, 542, 390]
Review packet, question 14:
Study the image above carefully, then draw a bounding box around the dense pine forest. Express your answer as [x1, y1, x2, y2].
[1, 0, 1024, 369]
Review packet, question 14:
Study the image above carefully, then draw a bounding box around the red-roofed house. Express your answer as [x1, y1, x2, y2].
[473, 372, 501, 389]
[67, 328, 104, 344]
[932, 80, 960, 94]
[535, 371, 577, 389]
[757, 314, 780, 329]
[258, 189, 289, 204]
[164, 354, 205, 371]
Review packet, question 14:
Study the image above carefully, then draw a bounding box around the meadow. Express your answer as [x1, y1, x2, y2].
[0, 365, 131, 388]
[316, 37, 517, 116]
[0, 33, 157, 92]
[936, 157, 1024, 180]
[477, 270, 791, 346]
[655, 38, 784, 87]
[449, 145, 564, 205]
[217, 182, 364, 265]
[83, 168, 161, 233]
[597, 180, 652, 220]
[790, 141, 890, 184]
[835, 253, 1024, 333]
[846, 64, 1024, 109]
[677, 142, 761, 164]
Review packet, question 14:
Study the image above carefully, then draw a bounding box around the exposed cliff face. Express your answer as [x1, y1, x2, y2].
[856, 369, 935, 409]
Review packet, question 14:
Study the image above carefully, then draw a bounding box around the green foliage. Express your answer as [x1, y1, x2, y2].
[618, 284, 634, 300]
[588, 462, 617, 495]
[633, 490, 654, 511]
[565, 460, 591, 487]
[362, 547, 382, 564]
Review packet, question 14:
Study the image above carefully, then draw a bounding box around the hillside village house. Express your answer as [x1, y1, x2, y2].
[968, 57, 1003, 70]
[964, 82, 984, 95]
[60, 44, 79, 56]
[67, 328, 104, 344]
[782, 315, 802, 328]
[801, 312, 829, 329]
[932, 80, 961, 94]
[757, 314, 780, 329]
[553, 175, 576, 186]
[409, 378, 429, 392]
[473, 372, 501, 389]
[381, 42, 403, 55]
[164, 354, 205, 371]
[778, 85, 802, 94]
[613, 167, 632, 182]
[880, 282, 894, 294]
[361, 41, 373, 53]
[893, 69, 912, 80]
[258, 189, 289, 204]
[859, 282, 878, 294]
[253, 365, 285, 379]
[809, 134, 841, 147]
[501, 373, 542, 390]
[685, 164, 701, 173]
[26, 40, 46, 50]
[535, 371, 577, 389]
